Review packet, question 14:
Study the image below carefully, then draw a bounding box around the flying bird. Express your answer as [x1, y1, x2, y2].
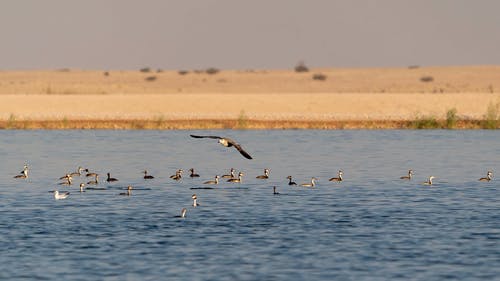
[190, 135, 253, 159]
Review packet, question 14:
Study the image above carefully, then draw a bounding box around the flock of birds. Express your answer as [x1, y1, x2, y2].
[11, 134, 496, 217]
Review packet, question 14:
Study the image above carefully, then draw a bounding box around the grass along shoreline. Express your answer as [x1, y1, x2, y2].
[0, 118, 497, 130]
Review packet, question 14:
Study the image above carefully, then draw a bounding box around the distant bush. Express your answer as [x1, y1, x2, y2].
[420, 76, 434, 82]
[156, 69, 163, 73]
[408, 65, 420, 69]
[178, 70, 189, 75]
[294, 62, 309, 73]
[482, 101, 499, 129]
[145, 76, 157, 82]
[312, 73, 327, 81]
[140, 67, 151, 73]
[205, 67, 220, 75]
[445, 108, 458, 129]
[103, 71, 110, 77]
[411, 115, 440, 129]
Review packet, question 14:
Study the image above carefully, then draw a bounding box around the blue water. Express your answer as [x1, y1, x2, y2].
[0, 130, 498, 280]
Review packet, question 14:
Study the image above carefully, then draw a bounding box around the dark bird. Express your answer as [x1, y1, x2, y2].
[143, 170, 154, 179]
[273, 186, 280, 195]
[287, 176, 297, 186]
[107, 173, 118, 182]
[190, 135, 253, 159]
[189, 168, 200, 177]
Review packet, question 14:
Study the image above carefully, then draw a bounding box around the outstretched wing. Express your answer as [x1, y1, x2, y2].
[190, 135, 222, 139]
[233, 144, 253, 159]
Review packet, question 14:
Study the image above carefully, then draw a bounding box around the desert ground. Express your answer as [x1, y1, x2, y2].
[0, 66, 499, 129]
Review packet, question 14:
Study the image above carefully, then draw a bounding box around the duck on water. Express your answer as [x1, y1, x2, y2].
[256, 169, 269, 179]
[301, 177, 317, 187]
[287, 176, 297, 186]
[14, 165, 29, 179]
[329, 170, 343, 182]
[227, 172, 244, 183]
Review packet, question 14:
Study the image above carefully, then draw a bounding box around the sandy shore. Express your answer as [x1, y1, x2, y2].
[1, 66, 499, 128]
[0, 93, 498, 121]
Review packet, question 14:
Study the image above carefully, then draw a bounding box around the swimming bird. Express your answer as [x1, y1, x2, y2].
[70, 166, 85, 177]
[59, 176, 73, 185]
[301, 177, 317, 187]
[227, 172, 244, 183]
[329, 170, 343, 182]
[14, 165, 29, 179]
[175, 208, 187, 218]
[59, 173, 71, 180]
[170, 169, 183, 181]
[87, 174, 99, 185]
[85, 169, 98, 177]
[106, 173, 118, 182]
[79, 183, 85, 192]
[400, 170, 413, 180]
[221, 168, 236, 179]
[119, 186, 132, 196]
[54, 190, 70, 200]
[192, 194, 200, 207]
[204, 175, 220, 184]
[189, 168, 200, 177]
[422, 176, 435, 186]
[256, 169, 270, 179]
[273, 186, 280, 195]
[190, 135, 253, 159]
[143, 170, 154, 179]
[479, 171, 493, 182]
[287, 176, 297, 186]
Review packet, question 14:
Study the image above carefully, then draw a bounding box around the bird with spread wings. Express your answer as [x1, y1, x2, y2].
[190, 135, 253, 159]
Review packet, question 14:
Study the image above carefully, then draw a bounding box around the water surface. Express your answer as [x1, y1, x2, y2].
[0, 130, 498, 280]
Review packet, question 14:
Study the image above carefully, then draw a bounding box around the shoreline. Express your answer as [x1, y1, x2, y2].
[0, 118, 495, 130]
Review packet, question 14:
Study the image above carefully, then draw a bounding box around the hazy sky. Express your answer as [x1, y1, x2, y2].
[1, 0, 500, 70]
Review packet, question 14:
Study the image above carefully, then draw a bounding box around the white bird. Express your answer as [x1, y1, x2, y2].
[174, 208, 187, 218]
[422, 176, 435, 186]
[14, 165, 29, 179]
[54, 190, 70, 200]
[192, 194, 200, 207]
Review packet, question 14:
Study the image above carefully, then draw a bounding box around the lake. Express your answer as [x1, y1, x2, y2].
[0, 130, 498, 280]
